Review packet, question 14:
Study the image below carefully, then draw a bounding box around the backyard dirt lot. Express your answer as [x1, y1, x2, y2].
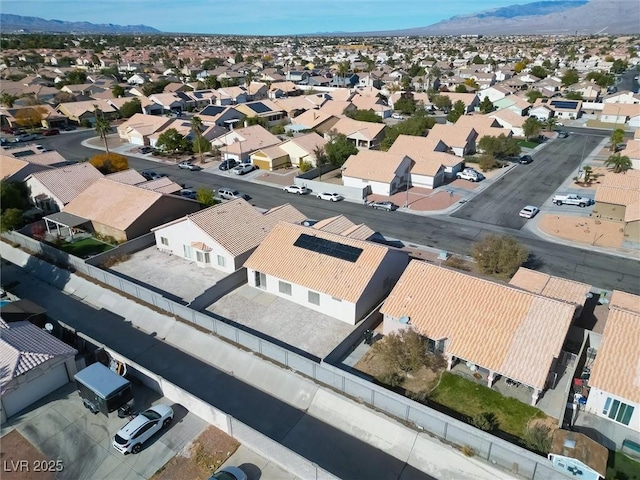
[0, 430, 55, 480]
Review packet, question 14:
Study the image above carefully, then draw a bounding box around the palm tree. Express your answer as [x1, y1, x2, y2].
[545, 117, 558, 132]
[604, 153, 632, 173]
[312, 145, 328, 179]
[93, 107, 112, 156]
[610, 128, 625, 152]
[190, 116, 205, 164]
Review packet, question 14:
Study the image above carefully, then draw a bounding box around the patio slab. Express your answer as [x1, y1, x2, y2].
[206, 284, 356, 359]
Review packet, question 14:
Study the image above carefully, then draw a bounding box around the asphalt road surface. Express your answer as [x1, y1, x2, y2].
[452, 133, 604, 228]
[35, 130, 640, 294]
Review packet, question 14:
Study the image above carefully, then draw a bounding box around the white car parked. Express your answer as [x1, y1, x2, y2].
[519, 205, 539, 219]
[232, 163, 256, 175]
[317, 192, 344, 202]
[283, 185, 309, 195]
[113, 404, 173, 454]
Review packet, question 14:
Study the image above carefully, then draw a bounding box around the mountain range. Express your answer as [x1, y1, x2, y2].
[2, 0, 639, 36]
[0, 14, 159, 34]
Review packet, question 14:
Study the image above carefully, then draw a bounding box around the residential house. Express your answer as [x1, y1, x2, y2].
[387, 134, 463, 188]
[532, 98, 582, 121]
[1, 155, 52, 182]
[591, 169, 640, 241]
[585, 290, 640, 433]
[136, 176, 182, 195]
[342, 150, 413, 196]
[428, 124, 477, 157]
[278, 133, 328, 168]
[268, 81, 299, 99]
[117, 113, 173, 146]
[3, 147, 69, 168]
[439, 92, 480, 113]
[244, 221, 409, 324]
[148, 93, 186, 114]
[197, 105, 244, 129]
[493, 95, 531, 116]
[330, 74, 359, 88]
[454, 115, 512, 145]
[310, 215, 375, 241]
[59, 178, 200, 242]
[250, 145, 290, 171]
[25, 163, 103, 213]
[381, 260, 576, 405]
[56, 100, 118, 126]
[600, 103, 640, 126]
[603, 90, 640, 104]
[318, 100, 357, 118]
[619, 139, 640, 170]
[489, 108, 527, 137]
[152, 199, 305, 273]
[234, 100, 286, 127]
[212, 125, 281, 163]
[326, 117, 386, 150]
[477, 85, 515, 103]
[0, 317, 77, 423]
[288, 109, 338, 133]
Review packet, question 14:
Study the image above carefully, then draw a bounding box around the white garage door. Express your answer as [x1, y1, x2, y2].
[3, 363, 69, 418]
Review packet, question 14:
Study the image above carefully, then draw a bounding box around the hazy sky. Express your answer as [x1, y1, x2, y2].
[4, 0, 540, 35]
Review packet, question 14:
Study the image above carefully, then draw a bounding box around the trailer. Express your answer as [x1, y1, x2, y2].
[74, 362, 133, 416]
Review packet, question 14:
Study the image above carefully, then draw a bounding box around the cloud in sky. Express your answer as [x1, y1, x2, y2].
[3, 0, 536, 34]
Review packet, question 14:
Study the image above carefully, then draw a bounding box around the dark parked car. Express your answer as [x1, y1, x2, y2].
[518, 155, 533, 164]
[62, 125, 77, 131]
[141, 170, 167, 181]
[42, 128, 60, 136]
[139, 146, 154, 154]
[557, 130, 569, 138]
[218, 159, 238, 171]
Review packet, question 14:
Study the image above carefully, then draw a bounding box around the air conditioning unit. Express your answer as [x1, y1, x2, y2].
[586, 347, 597, 361]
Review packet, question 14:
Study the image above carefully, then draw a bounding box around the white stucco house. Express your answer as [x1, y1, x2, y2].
[585, 290, 640, 434]
[341, 150, 413, 196]
[244, 222, 409, 324]
[151, 199, 306, 273]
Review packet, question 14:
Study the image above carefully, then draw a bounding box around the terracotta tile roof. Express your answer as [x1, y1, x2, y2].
[312, 215, 374, 240]
[330, 117, 386, 141]
[489, 108, 526, 128]
[287, 132, 327, 153]
[620, 139, 640, 160]
[117, 113, 172, 136]
[105, 169, 146, 185]
[215, 125, 281, 155]
[319, 100, 356, 117]
[588, 305, 640, 403]
[601, 103, 640, 117]
[290, 109, 335, 129]
[57, 99, 117, 117]
[136, 177, 182, 194]
[595, 170, 640, 217]
[380, 261, 575, 390]
[342, 150, 409, 183]
[429, 124, 476, 148]
[1, 155, 29, 180]
[0, 319, 77, 391]
[509, 267, 591, 308]
[184, 199, 306, 257]
[244, 222, 393, 303]
[63, 178, 163, 230]
[440, 92, 478, 107]
[29, 163, 103, 204]
[609, 290, 640, 314]
[8, 149, 67, 167]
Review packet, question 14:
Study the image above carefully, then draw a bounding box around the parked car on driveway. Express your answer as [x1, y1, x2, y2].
[283, 185, 309, 195]
[317, 192, 344, 202]
[232, 163, 256, 175]
[112, 404, 173, 454]
[42, 128, 60, 136]
[552, 194, 594, 207]
[456, 168, 483, 182]
[218, 159, 238, 171]
[178, 161, 202, 171]
[519, 205, 539, 219]
[12, 133, 37, 142]
[179, 188, 197, 199]
[138, 146, 154, 154]
[368, 200, 398, 211]
[62, 125, 76, 131]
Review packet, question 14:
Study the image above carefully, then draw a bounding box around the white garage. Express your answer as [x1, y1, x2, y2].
[1, 320, 77, 423]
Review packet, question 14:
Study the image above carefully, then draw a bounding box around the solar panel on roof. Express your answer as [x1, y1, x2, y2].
[550, 100, 578, 110]
[293, 233, 363, 263]
[248, 102, 271, 114]
[200, 105, 225, 116]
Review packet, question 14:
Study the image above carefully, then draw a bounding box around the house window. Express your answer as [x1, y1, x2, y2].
[308, 291, 320, 306]
[183, 244, 193, 259]
[217, 255, 225, 267]
[160, 237, 169, 246]
[203, 252, 210, 264]
[603, 397, 635, 426]
[196, 251, 204, 262]
[279, 281, 292, 296]
[255, 271, 266, 289]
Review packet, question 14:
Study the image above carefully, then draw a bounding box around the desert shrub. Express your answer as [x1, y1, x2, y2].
[461, 445, 476, 457]
[522, 424, 552, 453]
[377, 370, 404, 388]
[443, 256, 471, 271]
[372, 329, 428, 377]
[472, 234, 528, 278]
[472, 412, 499, 432]
[299, 160, 313, 173]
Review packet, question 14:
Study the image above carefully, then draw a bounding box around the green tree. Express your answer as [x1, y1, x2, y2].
[156, 128, 189, 155]
[93, 108, 112, 155]
[431, 94, 452, 112]
[525, 90, 543, 104]
[325, 132, 358, 167]
[610, 128, 625, 152]
[111, 85, 125, 98]
[530, 65, 548, 79]
[0, 92, 18, 107]
[192, 136, 211, 159]
[196, 188, 217, 207]
[380, 112, 436, 151]
[446, 100, 466, 123]
[347, 109, 382, 123]
[0, 208, 23, 232]
[564, 91, 583, 101]
[477, 134, 520, 159]
[190, 115, 206, 164]
[479, 96, 494, 113]
[394, 96, 417, 115]
[118, 98, 142, 118]
[372, 329, 428, 377]
[604, 153, 632, 173]
[561, 69, 579, 87]
[545, 117, 558, 131]
[312, 145, 329, 179]
[15, 106, 46, 130]
[523, 117, 542, 140]
[66, 70, 87, 84]
[0, 181, 29, 211]
[455, 84, 468, 93]
[610, 59, 628, 74]
[473, 234, 528, 278]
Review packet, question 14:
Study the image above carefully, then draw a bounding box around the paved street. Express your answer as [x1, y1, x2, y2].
[33, 130, 640, 294]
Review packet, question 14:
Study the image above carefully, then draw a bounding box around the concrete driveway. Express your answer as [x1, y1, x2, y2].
[1, 382, 206, 480]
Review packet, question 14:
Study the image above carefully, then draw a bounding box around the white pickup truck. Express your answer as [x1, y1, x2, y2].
[552, 194, 594, 207]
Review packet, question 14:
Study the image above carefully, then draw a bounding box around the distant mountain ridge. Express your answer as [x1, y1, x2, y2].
[0, 14, 160, 34]
[359, 0, 639, 36]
